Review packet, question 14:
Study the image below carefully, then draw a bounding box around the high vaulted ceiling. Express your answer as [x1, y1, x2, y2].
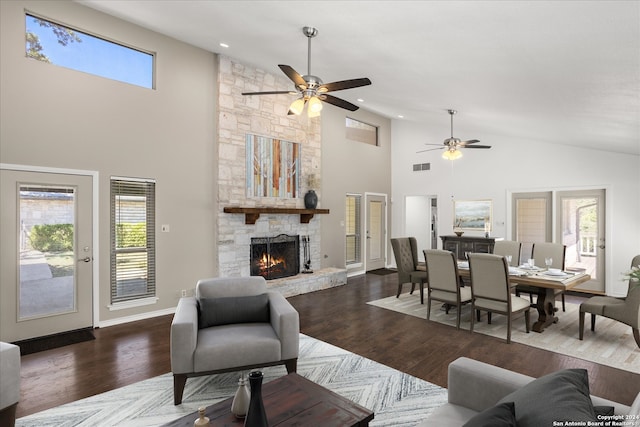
[78, 0, 640, 155]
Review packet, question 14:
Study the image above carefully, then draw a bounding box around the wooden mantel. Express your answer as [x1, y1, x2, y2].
[223, 206, 330, 224]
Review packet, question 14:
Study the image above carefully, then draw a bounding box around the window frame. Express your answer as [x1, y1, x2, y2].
[109, 177, 156, 306]
[345, 193, 362, 266]
[25, 11, 156, 89]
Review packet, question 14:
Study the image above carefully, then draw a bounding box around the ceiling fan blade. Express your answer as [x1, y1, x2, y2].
[320, 94, 359, 111]
[242, 90, 295, 95]
[423, 143, 448, 146]
[464, 145, 492, 149]
[417, 147, 445, 153]
[459, 139, 481, 145]
[278, 64, 307, 88]
[319, 78, 372, 93]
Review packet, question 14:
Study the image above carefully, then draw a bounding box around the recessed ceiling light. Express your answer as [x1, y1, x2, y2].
[397, 115, 404, 119]
[219, 43, 229, 48]
[357, 98, 364, 103]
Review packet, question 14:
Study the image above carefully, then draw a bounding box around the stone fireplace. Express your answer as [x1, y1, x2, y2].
[250, 234, 299, 280]
[215, 55, 347, 296]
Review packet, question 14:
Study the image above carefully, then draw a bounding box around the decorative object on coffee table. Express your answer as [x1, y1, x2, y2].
[245, 371, 268, 427]
[231, 373, 250, 419]
[193, 407, 209, 426]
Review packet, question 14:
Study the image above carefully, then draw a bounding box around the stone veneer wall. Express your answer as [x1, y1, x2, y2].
[216, 55, 325, 279]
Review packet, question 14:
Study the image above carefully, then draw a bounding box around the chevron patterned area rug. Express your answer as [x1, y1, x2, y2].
[17, 334, 447, 427]
[368, 293, 640, 374]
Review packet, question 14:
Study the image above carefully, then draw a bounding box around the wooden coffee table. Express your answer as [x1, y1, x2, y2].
[162, 373, 374, 426]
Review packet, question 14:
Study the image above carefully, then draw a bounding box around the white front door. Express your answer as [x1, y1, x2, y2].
[365, 194, 386, 271]
[0, 169, 94, 342]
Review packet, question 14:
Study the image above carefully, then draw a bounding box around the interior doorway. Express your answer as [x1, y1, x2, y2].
[0, 166, 96, 342]
[405, 195, 438, 254]
[365, 193, 387, 271]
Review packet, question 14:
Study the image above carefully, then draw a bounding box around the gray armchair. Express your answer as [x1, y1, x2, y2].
[579, 255, 640, 348]
[170, 276, 299, 404]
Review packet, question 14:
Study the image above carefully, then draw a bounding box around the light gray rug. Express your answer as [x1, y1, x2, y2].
[368, 293, 640, 374]
[17, 334, 448, 427]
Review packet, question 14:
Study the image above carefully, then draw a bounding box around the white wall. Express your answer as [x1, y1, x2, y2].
[391, 119, 640, 296]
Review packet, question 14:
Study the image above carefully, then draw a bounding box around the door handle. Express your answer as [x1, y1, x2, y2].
[78, 256, 92, 263]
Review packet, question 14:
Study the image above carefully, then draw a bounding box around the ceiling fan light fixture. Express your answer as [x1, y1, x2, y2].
[289, 97, 305, 115]
[442, 148, 463, 160]
[307, 95, 323, 117]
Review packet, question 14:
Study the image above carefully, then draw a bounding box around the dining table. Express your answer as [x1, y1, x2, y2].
[454, 262, 591, 333]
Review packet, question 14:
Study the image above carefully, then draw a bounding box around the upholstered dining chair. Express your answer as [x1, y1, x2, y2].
[468, 253, 531, 343]
[579, 254, 640, 348]
[391, 237, 428, 303]
[493, 240, 521, 267]
[170, 276, 300, 404]
[424, 249, 472, 329]
[516, 242, 567, 311]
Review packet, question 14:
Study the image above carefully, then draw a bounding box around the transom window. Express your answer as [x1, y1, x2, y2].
[25, 13, 154, 89]
[346, 118, 378, 146]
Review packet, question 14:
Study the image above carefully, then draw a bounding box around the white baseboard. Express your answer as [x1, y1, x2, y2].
[97, 306, 176, 328]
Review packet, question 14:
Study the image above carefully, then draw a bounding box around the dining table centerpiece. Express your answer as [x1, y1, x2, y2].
[622, 264, 640, 288]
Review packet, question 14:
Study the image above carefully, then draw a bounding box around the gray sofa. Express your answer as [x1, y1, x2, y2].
[420, 357, 639, 426]
[0, 341, 20, 427]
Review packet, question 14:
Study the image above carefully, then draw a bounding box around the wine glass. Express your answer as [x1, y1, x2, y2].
[505, 255, 512, 265]
[545, 257, 553, 270]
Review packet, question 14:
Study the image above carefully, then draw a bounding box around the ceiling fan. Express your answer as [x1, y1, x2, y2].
[418, 110, 491, 160]
[241, 26, 372, 117]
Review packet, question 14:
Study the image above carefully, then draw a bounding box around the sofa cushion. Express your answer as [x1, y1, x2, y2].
[198, 293, 270, 328]
[497, 369, 596, 427]
[462, 401, 516, 427]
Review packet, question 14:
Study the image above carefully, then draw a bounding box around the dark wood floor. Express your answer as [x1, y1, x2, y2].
[17, 273, 640, 419]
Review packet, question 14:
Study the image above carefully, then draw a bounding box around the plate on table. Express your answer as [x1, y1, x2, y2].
[542, 270, 569, 277]
[458, 261, 469, 269]
[518, 264, 538, 271]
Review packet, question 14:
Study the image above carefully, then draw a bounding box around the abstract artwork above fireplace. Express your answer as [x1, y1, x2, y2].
[246, 134, 300, 199]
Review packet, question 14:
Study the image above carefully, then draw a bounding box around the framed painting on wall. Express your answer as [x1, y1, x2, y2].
[453, 199, 492, 231]
[246, 134, 300, 198]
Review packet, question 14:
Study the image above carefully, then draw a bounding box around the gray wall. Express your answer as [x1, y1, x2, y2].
[320, 105, 392, 273]
[1, 0, 218, 323]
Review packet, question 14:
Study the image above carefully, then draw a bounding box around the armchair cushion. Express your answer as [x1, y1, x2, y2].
[198, 293, 270, 328]
[497, 369, 596, 427]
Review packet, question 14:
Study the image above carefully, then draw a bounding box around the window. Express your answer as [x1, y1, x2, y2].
[25, 13, 154, 89]
[345, 194, 362, 265]
[110, 178, 156, 304]
[346, 118, 378, 146]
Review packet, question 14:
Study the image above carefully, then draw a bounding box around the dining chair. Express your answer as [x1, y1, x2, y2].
[424, 249, 472, 329]
[391, 237, 427, 303]
[492, 240, 521, 266]
[516, 242, 567, 311]
[579, 254, 640, 348]
[468, 253, 530, 343]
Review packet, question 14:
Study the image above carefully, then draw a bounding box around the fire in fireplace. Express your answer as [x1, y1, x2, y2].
[250, 234, 300, 280]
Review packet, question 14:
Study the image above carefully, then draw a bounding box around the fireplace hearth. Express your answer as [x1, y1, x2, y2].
[250, 234, 300, 280]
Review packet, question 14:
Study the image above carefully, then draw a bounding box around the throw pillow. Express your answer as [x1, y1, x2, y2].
[462, 402, 516, 427]
[498, 369, 596, 427]
[198, 293, 270, 328]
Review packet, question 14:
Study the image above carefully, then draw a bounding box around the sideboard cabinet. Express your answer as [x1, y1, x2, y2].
[440, 235, 500, 260]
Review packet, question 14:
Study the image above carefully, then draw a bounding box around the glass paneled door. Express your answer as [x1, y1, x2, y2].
[0, 169, 94, 342]
[366, 194, 387, 271]
[556, 189, 605, 293]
